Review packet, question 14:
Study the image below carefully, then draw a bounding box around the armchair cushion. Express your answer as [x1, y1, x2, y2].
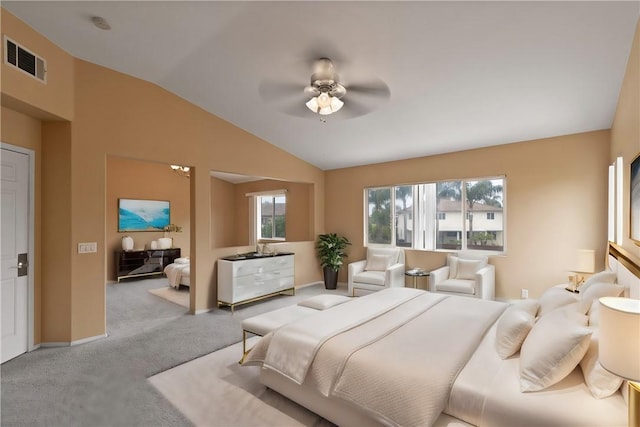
[365, 254, 393, 272]
[352, 271, 386, 286]
[436, 279, 476, 295]
[455, 259, 482, 280]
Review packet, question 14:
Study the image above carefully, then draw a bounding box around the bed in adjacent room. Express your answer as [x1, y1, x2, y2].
[244, 243, 638, 426]
[164, 257, 190, 288]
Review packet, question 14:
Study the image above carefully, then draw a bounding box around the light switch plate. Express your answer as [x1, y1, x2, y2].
[78, 242, 97, 253]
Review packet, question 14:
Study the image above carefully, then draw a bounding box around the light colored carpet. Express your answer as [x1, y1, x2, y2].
[149, 286, 190, 308]
[149, 338, 333, 427]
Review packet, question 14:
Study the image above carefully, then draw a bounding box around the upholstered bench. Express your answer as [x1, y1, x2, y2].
[240, 294, 351, 363]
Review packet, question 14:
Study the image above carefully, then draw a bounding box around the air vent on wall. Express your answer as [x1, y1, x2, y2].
[4, 36, 46, 83]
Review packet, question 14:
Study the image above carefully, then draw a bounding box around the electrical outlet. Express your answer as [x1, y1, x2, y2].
[78, 242, 97, 253]
[521, 289, 529, 299]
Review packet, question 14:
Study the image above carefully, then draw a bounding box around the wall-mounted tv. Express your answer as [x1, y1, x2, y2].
[118, 198, 170, 232]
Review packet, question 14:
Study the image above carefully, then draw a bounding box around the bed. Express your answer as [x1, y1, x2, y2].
[164, 257, 190, 288]
[244, 243, 639, 427]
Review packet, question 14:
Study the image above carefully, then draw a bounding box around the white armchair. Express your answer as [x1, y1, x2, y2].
[429, 252, 495, 300]
[348, 247, 405, 296]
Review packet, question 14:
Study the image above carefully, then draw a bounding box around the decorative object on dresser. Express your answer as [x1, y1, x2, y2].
[115, 248, 181, 282]
[121, 235, 134, 251]
[217, 252, 294, 312]
[316, 233, 351, 289]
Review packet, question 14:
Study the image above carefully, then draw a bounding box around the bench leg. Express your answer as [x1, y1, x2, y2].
[239, 330, 249, 364]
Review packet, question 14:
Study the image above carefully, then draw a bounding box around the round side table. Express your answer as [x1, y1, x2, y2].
[405, 269, 430, 289]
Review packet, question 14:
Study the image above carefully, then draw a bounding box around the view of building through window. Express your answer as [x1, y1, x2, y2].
[366, 178, 504, 252]
[258, 194, 286, 240]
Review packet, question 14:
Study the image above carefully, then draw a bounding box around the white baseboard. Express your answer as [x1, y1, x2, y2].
[195, 308, 214, 315]
[296, 281, 324, 289]
[40, 333, 107, 348]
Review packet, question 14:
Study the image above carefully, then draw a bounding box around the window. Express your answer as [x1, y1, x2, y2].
[256, 194, 286, 240]
[364, 177, 505, 252]
[246, 189, 287, 245]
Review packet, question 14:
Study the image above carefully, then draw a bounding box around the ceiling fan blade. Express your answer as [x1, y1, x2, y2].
[259, 81, 303, 103]
[336, 97, 376, 119]
[346, 79, 391, 100]
[277, 98, 316, 118]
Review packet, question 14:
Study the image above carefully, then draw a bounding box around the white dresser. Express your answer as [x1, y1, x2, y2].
[217, 253, 295, 311]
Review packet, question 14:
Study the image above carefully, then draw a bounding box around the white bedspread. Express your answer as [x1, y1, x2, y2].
[164, 263, 189, 288]
[263, 287, 424, 384]
[258, 289, 506, 427]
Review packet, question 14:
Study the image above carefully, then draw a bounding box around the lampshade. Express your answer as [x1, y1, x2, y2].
[599, 297, 640, 382]
[306, 92, 344, 115]
[574, 249, 595, 273]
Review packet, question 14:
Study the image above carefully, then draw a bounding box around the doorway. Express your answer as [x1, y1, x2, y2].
[1, 144, 35, 363]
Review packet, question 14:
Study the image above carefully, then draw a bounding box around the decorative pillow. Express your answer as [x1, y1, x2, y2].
[519, 308, 592, 392]
[588, 299, 600, 327]
[512, 299, 541, 316]
[365, 254, 393, 271]
[174, 257, 190, 264]
[448, 256, 459, 279]
[581, 282, 624, 302]
[537, 286, 580, 317]
[455, 259, 481, 280]
[298, 294, 352, 310]
[579, 330, 623, 399]
[580, 270, 617, 294]
[495, 305, 537, 359]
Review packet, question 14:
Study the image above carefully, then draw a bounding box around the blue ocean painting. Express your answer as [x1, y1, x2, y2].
[119, 199, 170, 232]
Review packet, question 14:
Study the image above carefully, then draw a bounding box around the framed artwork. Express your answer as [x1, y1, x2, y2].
[118, 198, 170, 232]
[631, 153, 640, 243]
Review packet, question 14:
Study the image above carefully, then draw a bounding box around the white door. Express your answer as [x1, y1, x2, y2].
[1, 148, 29, 363]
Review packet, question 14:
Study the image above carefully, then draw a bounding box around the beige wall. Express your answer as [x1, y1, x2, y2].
[210, 176, 238, 248]
[2, 8, 325, 342]
[325, 130, 611, 299]
[106, 156, 191, 282]
[1, 7, 636, 343]
[611, 19, 640, 259]
[1, 9, 74, 121]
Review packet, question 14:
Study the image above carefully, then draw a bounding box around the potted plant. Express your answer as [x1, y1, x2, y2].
[316, 233, 351, 289]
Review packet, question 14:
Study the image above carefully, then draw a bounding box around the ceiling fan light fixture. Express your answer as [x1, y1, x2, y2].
[306, 91, 344, 115]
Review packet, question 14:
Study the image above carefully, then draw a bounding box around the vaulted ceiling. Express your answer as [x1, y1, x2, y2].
[4, 1, 639, 170]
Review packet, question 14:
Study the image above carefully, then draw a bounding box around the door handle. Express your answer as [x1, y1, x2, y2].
[9, 254, 29, 277]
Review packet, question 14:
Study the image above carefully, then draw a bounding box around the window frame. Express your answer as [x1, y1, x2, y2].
[363, 176, 506, 254]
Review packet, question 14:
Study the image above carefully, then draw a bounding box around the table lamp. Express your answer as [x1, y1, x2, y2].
[599, 297, 640, 427]
[567, 249, 596, 292]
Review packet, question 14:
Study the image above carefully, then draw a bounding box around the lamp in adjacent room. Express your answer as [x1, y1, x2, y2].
[567, 249, 596, 292]
[170, 164, 190, 178]
[599, 297, 640, 427]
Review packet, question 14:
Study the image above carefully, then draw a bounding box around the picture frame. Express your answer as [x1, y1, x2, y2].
[631, 153, 640, 244]
[118, 198, 170, 232]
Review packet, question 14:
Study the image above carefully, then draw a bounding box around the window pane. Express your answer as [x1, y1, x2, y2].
[367, 188, 392, 244]
[465, 179, 504, 251]
[274, 195, 286, 238]
[395, 186, 413, 247]
[436, 181, 462, 250]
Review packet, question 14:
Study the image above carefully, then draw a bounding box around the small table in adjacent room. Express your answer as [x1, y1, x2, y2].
[405, 268, 430, 289]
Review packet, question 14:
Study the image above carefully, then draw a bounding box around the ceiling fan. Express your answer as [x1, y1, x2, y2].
[259, 57, 390, 119]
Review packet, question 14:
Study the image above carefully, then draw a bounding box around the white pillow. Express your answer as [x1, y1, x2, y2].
[581, 282, 624, 302]
[580, 270, 617, 294]
[519, 308, 592, 392]
[174, 257, 190, 264]
[537, 286, 580, 317]
[579, 330, 623, 399]
[455, 259, 481, 280]
[365, 254, 392, 271]
[495, 305, 537, 359]
[298, 294, 352, 310]
[588, 299, 601, 327]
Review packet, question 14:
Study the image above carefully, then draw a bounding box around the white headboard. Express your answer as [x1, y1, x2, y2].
[607, 242, 640, 299]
